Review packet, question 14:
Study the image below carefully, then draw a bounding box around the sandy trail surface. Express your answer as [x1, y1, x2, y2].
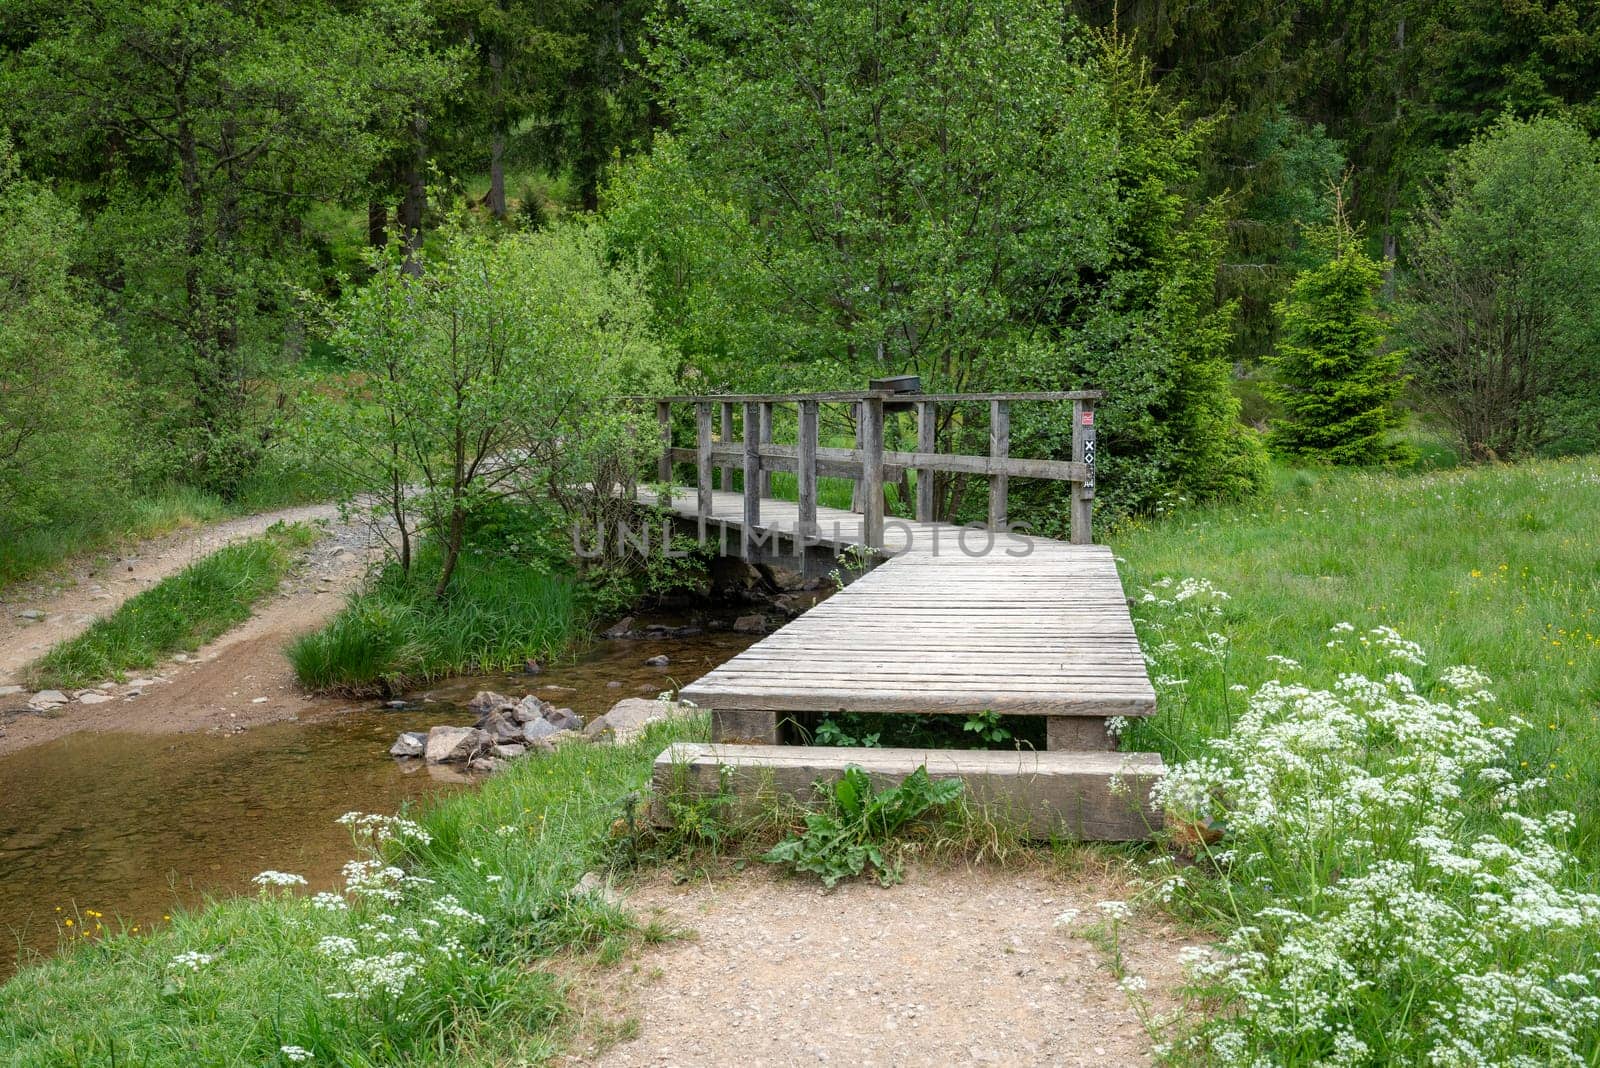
[568, 863, 1196, 1068]
[0, 505, 383, 755]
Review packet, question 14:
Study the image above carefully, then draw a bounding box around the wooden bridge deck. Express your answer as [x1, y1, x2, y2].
[646, 487, 1155, 736]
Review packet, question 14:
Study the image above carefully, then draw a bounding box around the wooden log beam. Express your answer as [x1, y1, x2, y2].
[695, 402, 713, 542]
[860, 395, 885, 552]
[797, 399, 819, 539]
[989, 399, 1009, 530]
[742, 401, 761, 560]
[1071, 398, 1096, 545]
[655, 400, 672, 507]
[916, 400, 936, 523]
[654, 743, 1164, 841]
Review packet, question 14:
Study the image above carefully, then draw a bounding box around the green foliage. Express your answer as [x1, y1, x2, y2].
[298, 219, 672, 599]
[761, 766, 964, 888]
[28, 523, 316, 689]
[287, 544, 589, 695]
[1399, 116, 1600, 460]
[961, 711, 1012, 746]
[1264, 201, 1408, 464]
[633, 0, 1124, 391]
[0, 135, 127, 540]
[2, 0, 460, 496]
[0, 712, 707, 1065]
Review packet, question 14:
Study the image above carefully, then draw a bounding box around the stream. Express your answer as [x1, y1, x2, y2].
[0, 618, 759, 978]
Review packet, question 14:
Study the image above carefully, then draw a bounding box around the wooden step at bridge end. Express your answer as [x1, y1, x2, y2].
[652, 743, 1166, 842]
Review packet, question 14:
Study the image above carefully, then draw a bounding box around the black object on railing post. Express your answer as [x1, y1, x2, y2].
[989, 400, 1010, 530]
[915, 400, 936, 523]
[656, 401, 672, 507]
[695, 402, 714, 542]
[742, 401, 762, 560]
[797, 399, 819, 541]
[861, 395, 885, 552]
[1071, 397, 1097, 544]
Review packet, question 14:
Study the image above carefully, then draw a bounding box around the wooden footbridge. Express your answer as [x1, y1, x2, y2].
[635, 386, 1164, 840]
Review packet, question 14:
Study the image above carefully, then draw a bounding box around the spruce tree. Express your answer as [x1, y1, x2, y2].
[1265, 191, 1407, 465]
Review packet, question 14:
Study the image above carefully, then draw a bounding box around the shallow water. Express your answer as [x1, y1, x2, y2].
[0, 619, 757, 977]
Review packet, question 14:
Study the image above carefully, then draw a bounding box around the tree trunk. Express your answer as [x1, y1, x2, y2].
[488, 129, 508, 220]
[487, 48, 508, 220]
[397, 114, 428, 275]
[368, 201, 388, 247]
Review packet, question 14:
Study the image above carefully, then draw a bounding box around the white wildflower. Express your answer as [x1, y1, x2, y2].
[252, 870, 307, 888]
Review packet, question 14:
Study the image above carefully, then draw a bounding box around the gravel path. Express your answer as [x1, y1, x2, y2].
[0, 503, 342, 687]
[0, 506, 383, 754]
[568, 864, 1196, 1067]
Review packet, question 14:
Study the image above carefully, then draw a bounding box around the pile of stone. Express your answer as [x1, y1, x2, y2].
[390, 690, 582, 774]
[390, 690, 696, 774]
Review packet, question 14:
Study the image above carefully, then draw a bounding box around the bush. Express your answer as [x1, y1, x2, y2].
[1264, 202, 1408, 465]
[0, 134, 129, 542]
[288, 546, 589, 695]
[1400, 116, 1600, 460]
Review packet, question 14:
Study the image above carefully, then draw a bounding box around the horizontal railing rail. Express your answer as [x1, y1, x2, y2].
[638, 389, 1102, 555]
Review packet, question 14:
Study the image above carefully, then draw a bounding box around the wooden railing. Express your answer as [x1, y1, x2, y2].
[643, 389, 1102, 552]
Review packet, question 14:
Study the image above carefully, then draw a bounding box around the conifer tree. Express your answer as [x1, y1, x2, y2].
[1265, 188, 1407, 465]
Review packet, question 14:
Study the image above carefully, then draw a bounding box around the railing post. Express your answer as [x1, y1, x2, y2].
[695, 402, 713, 542]
[718, 401, 734, 492]
[849, 401, 864, 513]
[988, 399, 1010, 530]
[742, 401, 762, 560]
[915, 400, 936, 523]
[758, 401, 773, 497]
[797, 399, 819, 541]
[656, 400, 672, 507]
[860, 395, 885, 552]
[1071, 397, 1096, 544]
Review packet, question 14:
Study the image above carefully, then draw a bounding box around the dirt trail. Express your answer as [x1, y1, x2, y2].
[0, 505, 383, 756]
[568, 864, 1196, 1067]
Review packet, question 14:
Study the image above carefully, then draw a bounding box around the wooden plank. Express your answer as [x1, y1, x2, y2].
[742, 401, 761, 560]
[719, 401, 734, 491]
[797, 400, 818, 539]
[733, 442, 1088, 484]
[695, 402, 713, 541]
[1049, 717, 1117, 751]
[635, 390, 1103, 404]
[711, 709, 780, 744]
[916, 400, 936, 523]
[989, 399, 1009, 529]
[1072, 398, 1095, 545]
[653, 743, 1163, 841]
[676, 687, 1154, 716]
[758, 401, 774, 497]
[656, 401, 672, 507]
[860, 396, 885, 551]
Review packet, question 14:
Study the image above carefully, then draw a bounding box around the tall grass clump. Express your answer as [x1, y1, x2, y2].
[0, 717, 704, 1066]
[0, 484, 231, 589]
[1109, 457, 1600, 1064]
[288, 547, 589, 695]
[27, 522, 317, 689]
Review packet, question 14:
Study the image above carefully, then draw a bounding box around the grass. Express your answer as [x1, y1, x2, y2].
[1109, 455, 1600, 1063]
[288, 548, 591, 695]
[26, 523, 319, 690]
[0, 485, 230, 589]
[0, 717, 702, 1067]
[0, 458, 342, 592]
[1111, 456, 1600, 851]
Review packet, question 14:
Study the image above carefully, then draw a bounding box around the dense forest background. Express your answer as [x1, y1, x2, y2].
[3, 0, 1598, 576]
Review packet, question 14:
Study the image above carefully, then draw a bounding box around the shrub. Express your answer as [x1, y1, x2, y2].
[1265, 198, 1408, 465]
[1400, 116, 1600, 460]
